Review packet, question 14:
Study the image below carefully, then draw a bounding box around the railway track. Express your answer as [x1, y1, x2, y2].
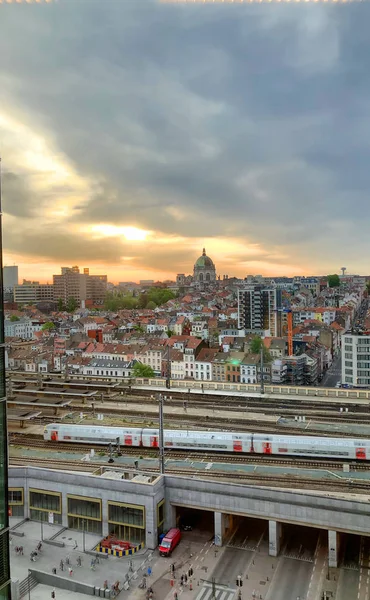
[9, 455, 370, 494]
[49, 405, 370, 438]
[9, 434, 370, 471]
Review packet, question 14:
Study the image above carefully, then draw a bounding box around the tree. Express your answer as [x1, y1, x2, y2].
[10, 315, 19, 322]
[66, 297, 78, 313]
[138, 292, 148, 309]
[146, 300, 157, 310]
[42, 322, 56, 331]
[134, 324, 145, 334]
[132, 362, 155, 378]
[167, 329, 174, 338]
[57, 298, 65, 311]
[250, 336, 263, 354]
[104, 291, 138, 311]
[250, 336, 271, 362]
[327, 274, 340, 288]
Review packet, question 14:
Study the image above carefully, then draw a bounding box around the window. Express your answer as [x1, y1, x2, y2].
[109, 503, 144, 526]
[345, 361, 353, 367]
[108, 502, 145, 545]
[8, 489, 23, 504]
[345, 369, 353, 375]
[8, 488, 24, 517]
[67, 495, 102, 535]
[29, 489, 62, 524]
[68, 496, 101, 519]
[157, 500, 165, 535]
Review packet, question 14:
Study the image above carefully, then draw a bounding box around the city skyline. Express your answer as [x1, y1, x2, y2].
[1, 1, 370, 281]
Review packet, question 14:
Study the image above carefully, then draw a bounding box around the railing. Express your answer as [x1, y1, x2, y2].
[7, 370, 370, 400]
[19, 572, 38, 598]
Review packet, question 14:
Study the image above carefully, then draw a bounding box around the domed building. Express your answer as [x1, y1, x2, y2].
[193, 248, 216, 285]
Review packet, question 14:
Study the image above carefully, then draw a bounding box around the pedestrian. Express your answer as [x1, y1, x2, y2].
[65, 555, 70, 566]
[20, 546, 23, 556]
[104, 580, 108, 590]
[37, 542, 42, 552]
[77, 556, 82, 567]
[147, 566, 152, 577]
[68, 567, 73, 577]
[52, 567, 57, 575]
[95, 554, 100, 564]
[184, 574, 188, 584]
[180, 575, 184, 586]
[73, 540, 78, 549]
[60, 559, 64, 571]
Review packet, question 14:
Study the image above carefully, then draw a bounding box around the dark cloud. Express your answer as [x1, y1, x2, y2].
[1, 0, 370, 273]
[2, 172, 35, 218]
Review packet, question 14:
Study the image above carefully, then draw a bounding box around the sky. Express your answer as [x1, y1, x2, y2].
[0, 0, 369, 283]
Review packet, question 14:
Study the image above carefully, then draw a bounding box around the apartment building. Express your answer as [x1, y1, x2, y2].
[237, 285, 282, 337]
[53, 266, 107, 306]
[342, 332, 370, 387]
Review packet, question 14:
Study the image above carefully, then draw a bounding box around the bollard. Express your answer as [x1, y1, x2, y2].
[171, 580, 174, 587]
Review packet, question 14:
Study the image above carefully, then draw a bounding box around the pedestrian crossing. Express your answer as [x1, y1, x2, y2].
[195, 583, 236, 600]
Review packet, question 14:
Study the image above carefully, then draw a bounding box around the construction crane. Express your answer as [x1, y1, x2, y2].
[275, 307, 293, 357]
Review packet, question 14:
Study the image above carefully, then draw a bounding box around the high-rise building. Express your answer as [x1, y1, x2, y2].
[3, 266, 18, 290]
[237, 284, 282, 337]
[53, 267, 107, 307]
[0, 161, 11, 598]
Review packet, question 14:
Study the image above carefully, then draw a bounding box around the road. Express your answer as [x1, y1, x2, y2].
[266, 557, 312, 600]
[321, 352, 342, 388]
[336, 569, 360, 600]
[212, 547, 253, 587]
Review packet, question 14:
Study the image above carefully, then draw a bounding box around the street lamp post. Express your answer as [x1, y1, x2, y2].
[40, 518, 44, 541]
[82, 519, 86, 553]
[260, 345, 265, 395]
[158, 393, 165, 474]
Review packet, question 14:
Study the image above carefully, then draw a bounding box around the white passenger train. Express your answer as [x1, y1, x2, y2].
[43, 424, 369, 460]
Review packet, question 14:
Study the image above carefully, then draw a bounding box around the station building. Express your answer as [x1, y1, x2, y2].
[8, 464, 370, 569]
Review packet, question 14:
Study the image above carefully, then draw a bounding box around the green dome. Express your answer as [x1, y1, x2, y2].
[195, 249, 215, 269]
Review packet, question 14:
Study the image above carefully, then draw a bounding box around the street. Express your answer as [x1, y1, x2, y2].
[320, 352, 342, 388]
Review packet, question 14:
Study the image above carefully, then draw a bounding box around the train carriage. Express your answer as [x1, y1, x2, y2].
[253, 433, 368, 460]
[43, 424, 142, 446]
[43, 424, 370, 461]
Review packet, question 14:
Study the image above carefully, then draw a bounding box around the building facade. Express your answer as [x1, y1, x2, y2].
[237, 285, 282, 337]
[342, 332, 370, 387]
[0, 165, 11, 598]
[14, 281, 54, 305]
[53, 267, 107, 307]
[3, 266, 18, 290]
